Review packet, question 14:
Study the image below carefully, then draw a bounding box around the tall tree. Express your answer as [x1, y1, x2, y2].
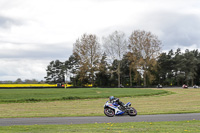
[195, 50, 200, 85]
[126, 51, 141, 87]
[73, 33, 101, 85]
[182, 49, 198, 86]
[157, 49, 175, 85]
[95, 53, 110, 87]
[66, 54, 80, 86]
[128, 30, 162, 87]
[120, 54, 135, 87]
[103, 31, 127, 87]
[173, 48, 184, 86]
[44, 60, 65, 84]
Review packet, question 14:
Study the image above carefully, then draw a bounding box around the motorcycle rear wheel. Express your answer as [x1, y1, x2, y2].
[104, 108, 115, 117]
[128, 107, 137, 116]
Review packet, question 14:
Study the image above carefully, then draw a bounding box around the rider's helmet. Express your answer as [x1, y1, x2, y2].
[109, 96, 114, 101]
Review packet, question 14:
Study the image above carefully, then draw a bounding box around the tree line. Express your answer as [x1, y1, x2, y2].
[44, 30, 200, 87]
[158, 48, 200, 86]
[0, 78, 45, 84]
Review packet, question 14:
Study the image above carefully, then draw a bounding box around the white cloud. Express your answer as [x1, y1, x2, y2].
[173, 44, 200, 53]
[0, 0, 200, 80]
[0, 58, 48, 81]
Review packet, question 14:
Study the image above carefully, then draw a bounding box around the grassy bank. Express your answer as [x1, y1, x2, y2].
[1, 88, 200, 118]
[0, 88, 169, 103]
[0, 120, 200, 133]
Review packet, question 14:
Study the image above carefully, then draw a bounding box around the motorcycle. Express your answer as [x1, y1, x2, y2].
[104, 101, 137, 117]
[182, 84, 188, 89]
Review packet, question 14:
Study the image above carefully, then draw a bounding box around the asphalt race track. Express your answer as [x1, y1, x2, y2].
[1, 113, 200, 126]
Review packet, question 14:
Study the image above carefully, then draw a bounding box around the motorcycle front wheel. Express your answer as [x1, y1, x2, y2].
[104, 108, 115, 117]
[128, 107, 137, 116]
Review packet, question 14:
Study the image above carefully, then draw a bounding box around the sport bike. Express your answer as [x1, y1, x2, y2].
[104, 101, 137, 117]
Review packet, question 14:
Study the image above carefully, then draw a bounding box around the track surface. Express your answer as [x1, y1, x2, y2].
[1, 113, 200, 126]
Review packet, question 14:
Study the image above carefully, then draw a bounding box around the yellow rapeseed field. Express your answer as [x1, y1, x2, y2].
[0, 84, 57, 87]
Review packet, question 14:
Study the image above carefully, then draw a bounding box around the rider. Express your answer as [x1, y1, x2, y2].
[109, 96, 125, 110]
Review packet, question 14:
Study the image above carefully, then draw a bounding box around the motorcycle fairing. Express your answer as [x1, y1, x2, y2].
[125, 102, 131, 107]
[104, 101, 125, 115]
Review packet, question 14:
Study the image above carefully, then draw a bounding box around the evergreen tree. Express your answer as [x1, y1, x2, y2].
[44, 60, 65, 84]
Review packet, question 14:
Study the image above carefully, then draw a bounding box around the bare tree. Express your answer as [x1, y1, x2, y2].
[103, 31, 127, 87]
[73, 33, 101, 85]
[128, 30, 162, 87]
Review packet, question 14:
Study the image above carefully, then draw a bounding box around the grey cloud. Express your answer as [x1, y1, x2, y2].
[0, 15, 23, 29]
[0, 41, 73, 60]
[139, 11, 200, 51]
[98, 10, 200, 52]
[162, 15, 200, 47]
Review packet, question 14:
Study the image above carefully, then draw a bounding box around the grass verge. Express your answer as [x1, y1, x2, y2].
[0, 120, 200, 133]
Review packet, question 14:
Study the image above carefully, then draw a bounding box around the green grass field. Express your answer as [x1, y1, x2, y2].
[0, 88, 169, 103]
[1, 88, 200, 118]
[1, 120, 200, 133]
[1, 88, 200, 133]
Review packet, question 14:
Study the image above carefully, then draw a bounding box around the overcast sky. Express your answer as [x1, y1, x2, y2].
[0, 0, 200, 81]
